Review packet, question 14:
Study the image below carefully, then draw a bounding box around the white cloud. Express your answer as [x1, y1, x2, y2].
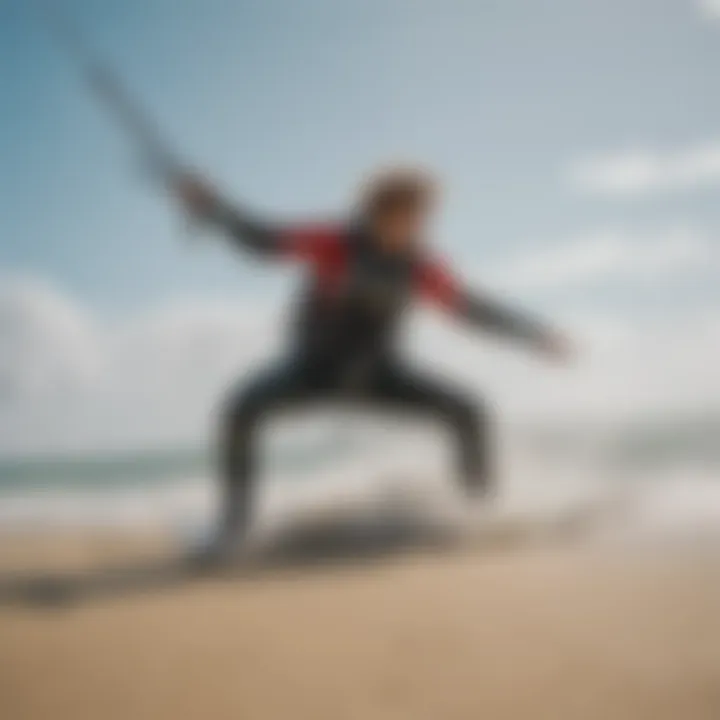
[569, 142, 720, 196]
[0, 279, 281, 457]
[0, 277, 100, 403]
[699, 0, 720, 19]
[2, 275, 720, 456]
[486, 227, 716, 292]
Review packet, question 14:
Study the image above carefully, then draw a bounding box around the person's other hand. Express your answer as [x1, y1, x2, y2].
[539, 329, 575, 364]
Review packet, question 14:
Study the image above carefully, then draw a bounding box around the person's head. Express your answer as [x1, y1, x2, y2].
[357, 166, 439, 253]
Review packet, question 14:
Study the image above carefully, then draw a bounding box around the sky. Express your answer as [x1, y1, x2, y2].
[2, 0, 720, 456]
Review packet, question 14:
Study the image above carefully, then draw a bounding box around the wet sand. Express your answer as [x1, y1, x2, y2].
[1, 533, 719, 720]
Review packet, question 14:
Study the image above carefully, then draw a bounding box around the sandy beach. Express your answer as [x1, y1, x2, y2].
[1, 529, 719, 720]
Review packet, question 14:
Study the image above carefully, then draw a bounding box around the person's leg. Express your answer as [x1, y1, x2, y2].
[217, 358, 314, 546]
[369, 363, 494, 498]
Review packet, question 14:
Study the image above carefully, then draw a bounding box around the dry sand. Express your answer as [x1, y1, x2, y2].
[1, 532, 719, 720]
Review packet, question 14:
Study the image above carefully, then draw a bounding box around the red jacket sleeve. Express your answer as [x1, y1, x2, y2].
[277, 223, 345, 263]
[415, 258, 464, 312]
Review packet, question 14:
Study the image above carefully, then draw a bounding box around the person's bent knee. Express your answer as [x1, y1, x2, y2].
[219, 389, 264, 436]
[445, 394, 487, 433]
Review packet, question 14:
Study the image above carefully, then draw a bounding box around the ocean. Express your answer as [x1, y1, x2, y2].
[1, 415, 719, 541]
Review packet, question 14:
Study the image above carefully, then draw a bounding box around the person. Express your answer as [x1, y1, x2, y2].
[173, 166, 570, 559]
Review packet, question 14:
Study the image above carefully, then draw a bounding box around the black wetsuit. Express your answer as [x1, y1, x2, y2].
[203, 200, 549, 538]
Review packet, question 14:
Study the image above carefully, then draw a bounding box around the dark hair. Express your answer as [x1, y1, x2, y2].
[359, 167, 438, 218]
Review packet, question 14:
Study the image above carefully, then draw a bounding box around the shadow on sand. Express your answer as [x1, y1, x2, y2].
[0, 510, 468, 610]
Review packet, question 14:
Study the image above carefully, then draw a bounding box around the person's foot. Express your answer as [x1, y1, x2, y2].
[186, 526, 249, 572]
[463, 474, 496, 504]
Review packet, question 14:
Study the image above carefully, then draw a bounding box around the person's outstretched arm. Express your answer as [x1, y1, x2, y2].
[172, 172, 338, 260]
[417, 259, 570, 359]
